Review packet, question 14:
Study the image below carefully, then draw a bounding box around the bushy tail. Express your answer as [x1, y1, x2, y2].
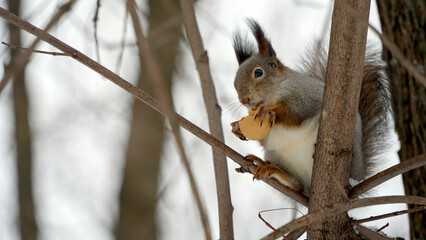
[358, 53, 393, 168]
[300, 44, 393, 175]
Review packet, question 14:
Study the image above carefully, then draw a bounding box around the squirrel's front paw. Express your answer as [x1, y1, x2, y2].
[254, 104, 276, 127]
[231, 121, 248, 141]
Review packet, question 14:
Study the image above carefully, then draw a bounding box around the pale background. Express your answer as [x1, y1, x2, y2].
[0, 0, 408, 239]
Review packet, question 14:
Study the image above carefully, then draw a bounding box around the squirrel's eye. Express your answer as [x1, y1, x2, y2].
[254, 69, 263, 78]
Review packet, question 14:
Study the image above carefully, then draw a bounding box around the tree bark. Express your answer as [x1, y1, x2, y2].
[115, 1, 182, 239]
[376, 1, 426, 239]
[8, 0, 38, 239]
[307, 0, 370, 239]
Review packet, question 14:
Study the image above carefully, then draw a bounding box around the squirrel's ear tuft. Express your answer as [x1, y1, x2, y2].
[233, 31, 255, 65]
[246, 18, 276, 58]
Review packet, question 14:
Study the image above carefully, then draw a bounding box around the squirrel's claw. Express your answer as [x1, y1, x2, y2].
[269, 111, 276, 127]
[244, 154, 266, 165]
[253, 162, 282, 181]
[254, 104, 266, 120]
[253, 161, 304, 192]
[231, 121, 248, 141]
[255, 104, 276, 128]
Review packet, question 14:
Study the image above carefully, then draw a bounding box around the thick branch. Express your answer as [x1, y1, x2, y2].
[352, 205, 426, 224]
[179, 0, 234, 238]
[285, 227, 306, 240]
[261, 195, 426, 240]
[0, 7, 309, 206]
[353, 225, 393, 240]
[349, 153, 426, 198]
[308, 0, 371, 238]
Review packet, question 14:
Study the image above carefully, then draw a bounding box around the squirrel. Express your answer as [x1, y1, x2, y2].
[231, 19, 392, 196]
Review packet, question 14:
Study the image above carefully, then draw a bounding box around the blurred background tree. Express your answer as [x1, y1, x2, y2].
[115, 0, 182, 239]
[377, 1, 425, 239]
[8, 0, 38, 239]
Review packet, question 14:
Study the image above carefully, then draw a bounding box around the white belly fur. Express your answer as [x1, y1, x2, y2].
[263, 116, 320, 189]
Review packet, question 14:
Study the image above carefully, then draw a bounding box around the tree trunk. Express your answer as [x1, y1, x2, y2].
[376, 1, 426, 239]
[8, 0, 38, 239]
[115, 1, 182, 239]
[307, 0, 370, 239]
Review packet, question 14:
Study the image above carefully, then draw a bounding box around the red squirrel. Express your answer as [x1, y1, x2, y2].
[231, 19, 392, 196]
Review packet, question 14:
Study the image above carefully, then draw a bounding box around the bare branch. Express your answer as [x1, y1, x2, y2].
[258, 206, 424, 240]
[261, 195, 426, 240]
[353, 225, 393, 240]
[2, 42, 71, 56]
[115, 8, 129, 74]
[376, 222, 390, 232]
[92, 0, 101, 62]
[349, 153, 426, 198]
[352, 205, 426, 224]
[0, 6, 309, 207]
[369, 24, 426, 88]
[0, 0, 77, 94]
[285, 227, 306, 240]
[178, 0, 234, 238]
[258, 208, 305, 233]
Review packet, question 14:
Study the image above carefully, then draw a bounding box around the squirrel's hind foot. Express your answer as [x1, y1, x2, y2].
[249, 155, 304, 192]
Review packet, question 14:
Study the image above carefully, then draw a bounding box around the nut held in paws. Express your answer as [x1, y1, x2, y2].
[238, 110, 272, 140]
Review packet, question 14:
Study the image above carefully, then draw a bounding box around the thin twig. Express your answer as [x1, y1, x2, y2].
[258, 208, 305, 239]
[93, 0, 101, 62]
[0, 0, 77, 94]
[369, 24, 426, 88]
[179, 0, 234, 239]
[115, 7, 129, 74]
[127, 1, 211, 239]
[352, 205, 426, 224]
[259, 213, 277, 231]
[349, 153, 426, 198]
[376, 222, 389, 232]
[258, 208, 305, 232]
[2, 42, 71, 56]
[0, 6, 309, 207]
[354, 224, 393, 240]
[261, 195, 426, 240]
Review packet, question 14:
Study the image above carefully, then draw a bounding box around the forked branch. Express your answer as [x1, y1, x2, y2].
[261, 195, 426, 240]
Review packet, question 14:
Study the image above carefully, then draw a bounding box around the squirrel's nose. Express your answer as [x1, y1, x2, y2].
[241, 96, 250, 105]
